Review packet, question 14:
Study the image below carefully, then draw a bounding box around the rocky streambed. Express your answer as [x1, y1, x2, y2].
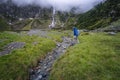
[29, 37, 76, 80]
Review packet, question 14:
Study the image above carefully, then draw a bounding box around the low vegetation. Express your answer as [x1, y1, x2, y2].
[0, 17, 10, 31]
[48, 30, 72, 42]
[76, 0, 120, 30]
[0, 32, 19, 51]
[22, 19, 33, 30]
[0, 30, 72, 80]
[12, 19, 33, 31]
[103, 19, 120, 31]
[0, 31, 56, 80]
[50, 32, 120, 80]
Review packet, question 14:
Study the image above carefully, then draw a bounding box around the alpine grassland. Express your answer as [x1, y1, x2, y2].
[0, 30, 68, 80]
[50, 32, 120, 80]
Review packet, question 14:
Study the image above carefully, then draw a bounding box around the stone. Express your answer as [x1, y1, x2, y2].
[48, 56, 53, 60]
[56, 43, 61, 47]
[0, 42, 25, 56]
[70, 42, 76, 46]
[62, 45, 66, 49]
[29, 37, 75, 80]
[44, 66, 47, 69]
[36, 66, 41, 70]
[29, 69, 35, 75]
[42, 73, 47, 78]
[37, 69, 41, 74]
[46, 68, 51, 72]
[108, 32, 116, 35]
[37, 75, 42, 80]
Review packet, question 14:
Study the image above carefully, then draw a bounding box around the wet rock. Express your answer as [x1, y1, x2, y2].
[48, 56, 53, 60]
[30, 37, 75, 80]
[29, 69, 35, 75]
[35, 66, 41, 70]
[37, 69, 41, 74]
[62, 45, 66, 49]
[36, 75, 42, 80]
[56, 43, 61, 47]
[0, 42, 25, 56]
[42, 73, 47, 78]
[44, 66, 47, 69]
[46, 68, 51, 72]
[62, 50, 66, 53]
[108, 32, 116, 35]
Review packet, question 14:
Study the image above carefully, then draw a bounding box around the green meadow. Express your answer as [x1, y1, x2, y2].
[50, 32, 120, 80]
[0, 31, 69, 80]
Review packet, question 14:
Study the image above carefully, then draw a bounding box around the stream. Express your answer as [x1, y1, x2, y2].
[29, 36, 76, 80]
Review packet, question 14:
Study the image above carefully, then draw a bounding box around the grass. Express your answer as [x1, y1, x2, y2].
[12, 19, 33, 31]
[0, 31, 56, 80]
[0, 17, 10, 31]
[110, 19, 120, 27]
[0, 30, 71, 80]
[50, 32, 120, 80]
[48, 30, 72, 42]
[88, 18, 111, 30]
[22, 19, 33, 30]
[0, 32, 19, 51]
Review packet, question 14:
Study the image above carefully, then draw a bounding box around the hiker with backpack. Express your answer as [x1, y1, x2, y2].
[73, 27, 80, 43]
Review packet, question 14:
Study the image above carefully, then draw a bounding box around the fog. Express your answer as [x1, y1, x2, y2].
[4, 0, 105, 13]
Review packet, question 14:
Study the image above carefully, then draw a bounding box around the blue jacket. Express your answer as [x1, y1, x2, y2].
[73, 27, 79, 37]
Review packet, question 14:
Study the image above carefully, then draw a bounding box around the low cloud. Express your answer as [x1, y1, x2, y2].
[5, 0, 105, 13]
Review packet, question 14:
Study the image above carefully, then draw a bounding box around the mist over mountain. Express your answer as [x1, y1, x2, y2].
[1, 0, 119, 31]
[0, 0, 105, 23]
[1, 0, 105, 13]
[0, 0, 53, 22]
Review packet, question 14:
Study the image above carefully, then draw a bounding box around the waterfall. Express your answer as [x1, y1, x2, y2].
[49, 8, 56, 28]
[51, 8, 56, 28]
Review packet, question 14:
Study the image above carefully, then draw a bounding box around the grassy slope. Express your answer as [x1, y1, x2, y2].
[104, 19, 120, 31]
[0, 32, 19, 51]
[0, 30, 71, 80]
[0, 17, 10, 31]
[22, 19, 33, 30]
[50, 32, 120, 80]
[0, 31, 56, 80]
[76, 0, 120, 30]
[48, 30, 72, 42]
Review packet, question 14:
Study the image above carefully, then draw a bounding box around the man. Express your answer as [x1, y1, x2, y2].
[73, 27, 80, 43]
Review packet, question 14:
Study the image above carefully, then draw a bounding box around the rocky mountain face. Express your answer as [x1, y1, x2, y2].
[0, 0, 55, 30]
[0, 0, 52, 22]
[76, 0, 120, 30]
[0, 0, 74, 30]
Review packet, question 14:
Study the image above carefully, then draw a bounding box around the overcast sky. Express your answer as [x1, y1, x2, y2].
[3, 0, 105, 13]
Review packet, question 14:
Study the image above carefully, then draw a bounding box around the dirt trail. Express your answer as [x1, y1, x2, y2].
[29, 37, 76, 80]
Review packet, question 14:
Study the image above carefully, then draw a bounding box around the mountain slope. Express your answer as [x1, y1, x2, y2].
[0, 16, 10, 31]
[76, 0, 120, 30]
[0, 0, 52, 22]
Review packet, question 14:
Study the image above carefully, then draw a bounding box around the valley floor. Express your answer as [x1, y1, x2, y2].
[0, 30, 71, 80]
[0, 30, 120, 80]
[50, 32, 120, 80]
